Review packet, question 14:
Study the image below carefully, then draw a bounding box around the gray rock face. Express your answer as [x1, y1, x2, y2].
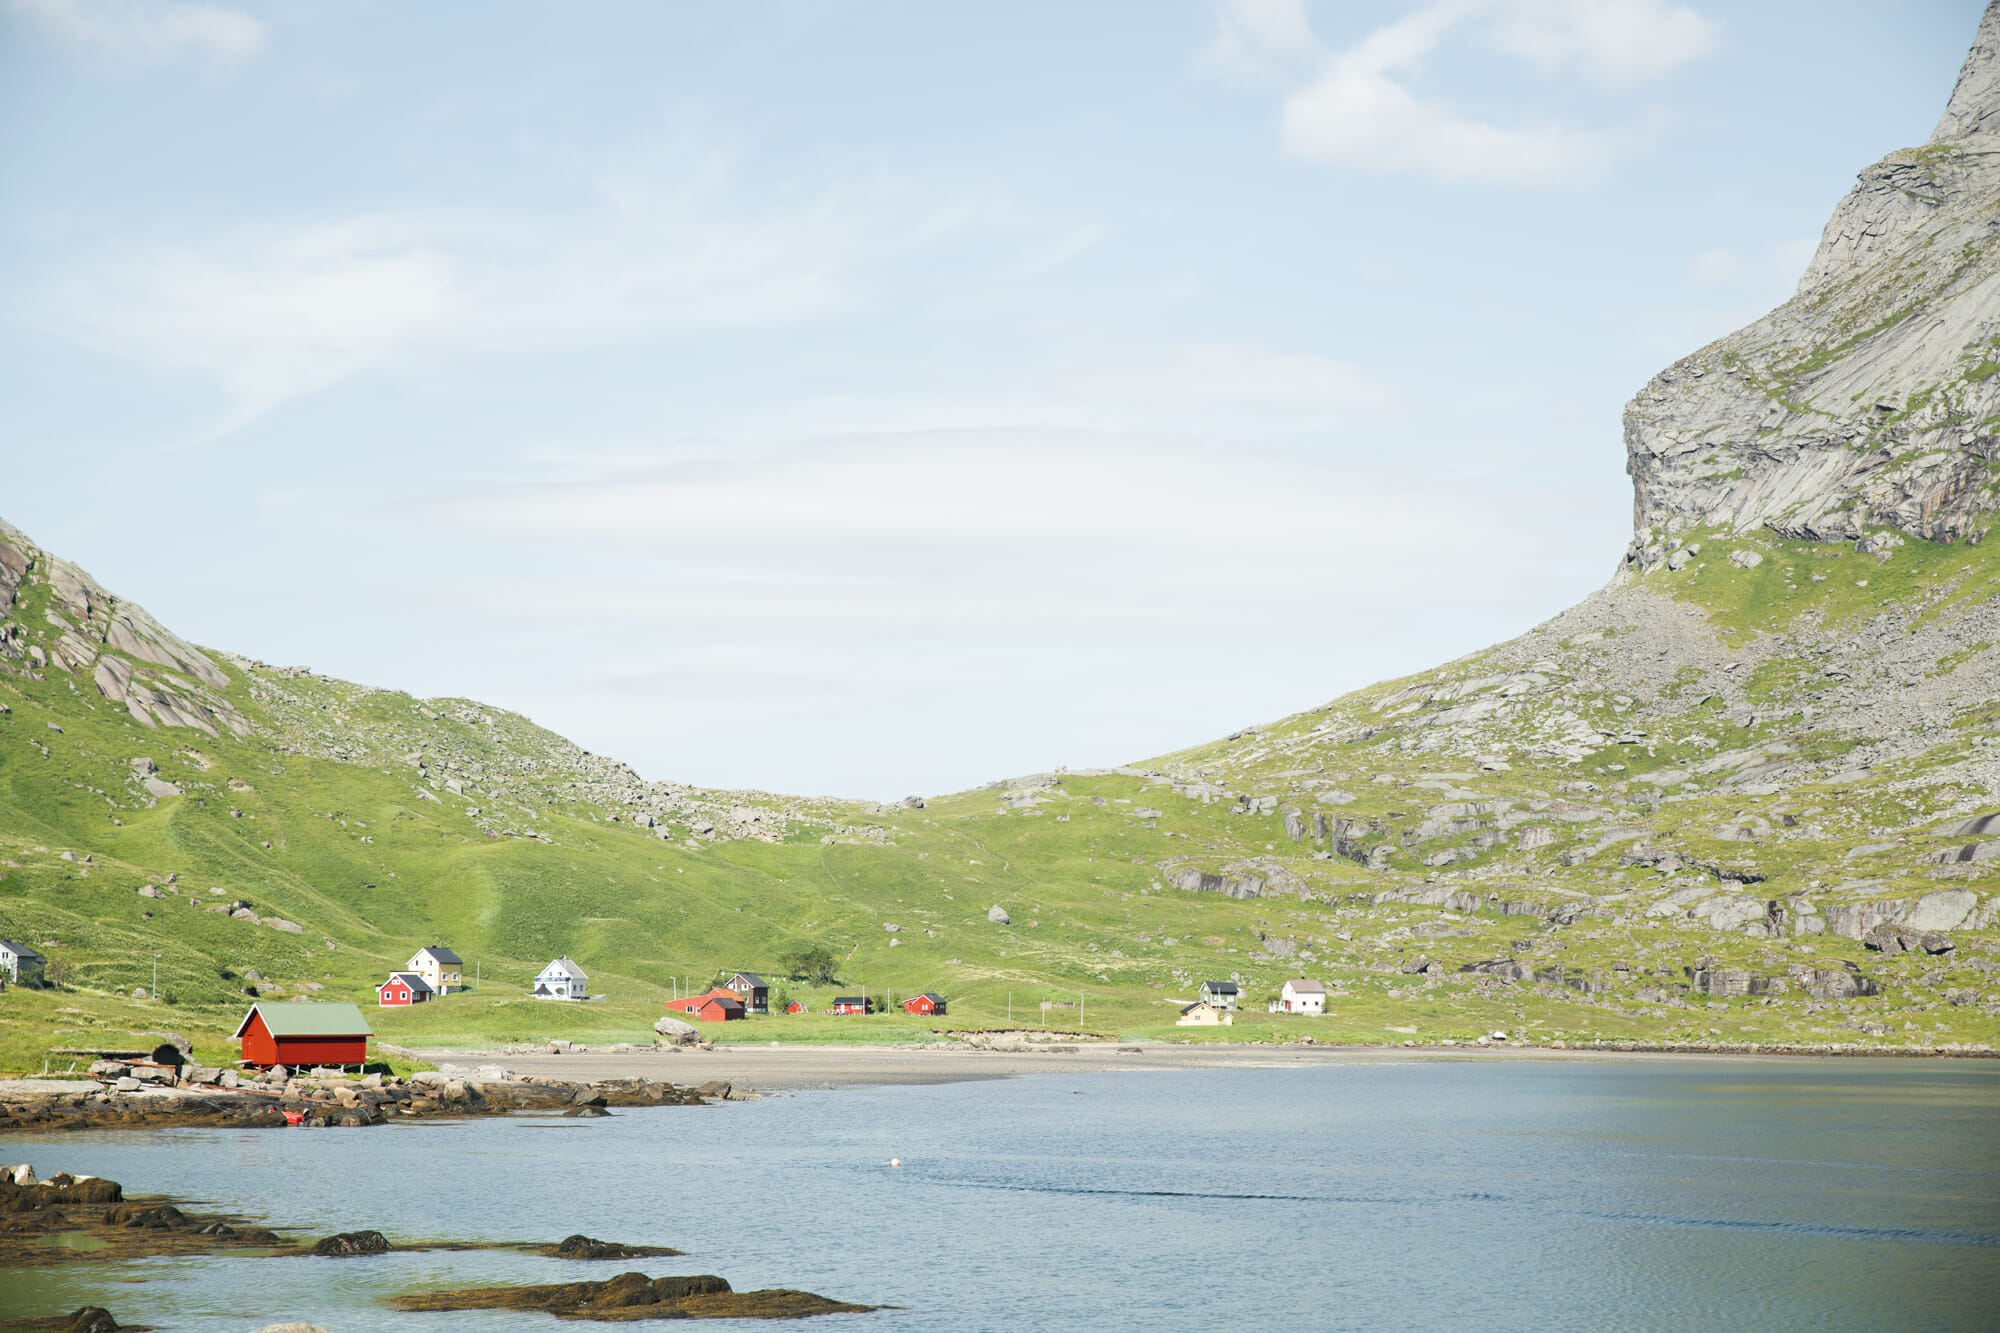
[1623, 1, 2000, 556]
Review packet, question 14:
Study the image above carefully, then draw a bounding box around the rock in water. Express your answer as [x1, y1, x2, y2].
[61, 1309, 120, 1333]
[311, 1229, 390, 1256]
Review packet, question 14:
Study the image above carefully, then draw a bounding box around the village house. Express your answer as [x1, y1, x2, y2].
[829, 995, 869, 1015]
[234, 1001, 372, 1069]
[1177, 1000, 1231, 1026]
[407, 946, 464, 994]
[0, 941, 45, 988]
[783, 1000, 807, 1014]
[901, 992, 946, 1016]
[725, 971, 769, 1014]
[376, 971, 434, 1007]
[1272, 979, 1327, 1015]
[1198, 980, 1239, 1010]
[667, 987, 746, 1023]
[533, 958, 588, 1000]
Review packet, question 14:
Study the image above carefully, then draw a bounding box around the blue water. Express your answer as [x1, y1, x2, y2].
[4, 1058, 1999, 1331]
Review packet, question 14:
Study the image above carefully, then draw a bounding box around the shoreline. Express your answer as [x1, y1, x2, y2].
[417, 1038, 1998, 1093]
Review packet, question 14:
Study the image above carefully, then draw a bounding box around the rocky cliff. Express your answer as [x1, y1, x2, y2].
[1624, 0, 2000, 556]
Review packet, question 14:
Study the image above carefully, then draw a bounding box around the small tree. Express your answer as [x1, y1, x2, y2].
[778, 943, 838, 985]
[43, 956, 71, 990]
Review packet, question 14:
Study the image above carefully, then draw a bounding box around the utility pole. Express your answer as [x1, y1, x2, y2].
[1079, 991, 1084, 1031]
[1007, 992, 1011, 1022]
[152, 954, 160, 1001]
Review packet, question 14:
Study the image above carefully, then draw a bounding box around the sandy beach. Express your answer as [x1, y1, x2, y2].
[410, 1039, 1878, 1093]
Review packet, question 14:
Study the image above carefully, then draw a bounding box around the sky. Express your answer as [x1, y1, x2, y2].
[0, 0, 1985, 798]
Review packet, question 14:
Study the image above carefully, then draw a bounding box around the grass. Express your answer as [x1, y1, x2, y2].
[2, 531, 1998, 1071]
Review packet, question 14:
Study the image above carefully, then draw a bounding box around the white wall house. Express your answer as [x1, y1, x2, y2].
[1272, 979, 1326, 1014]
[0, 940, 45, 987]
[533, 957, 588, 1000]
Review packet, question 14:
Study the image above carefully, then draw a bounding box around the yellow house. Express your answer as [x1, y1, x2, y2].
[408, 946, 465, 995]
[1176, 1001, 1232, 1026]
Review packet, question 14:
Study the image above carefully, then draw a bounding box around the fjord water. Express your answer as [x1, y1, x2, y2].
[5, 1058, 1998, 1331]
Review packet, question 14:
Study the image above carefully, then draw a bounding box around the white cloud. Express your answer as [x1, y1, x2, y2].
[1201, 0, 1323, 85]
[43, 167, 1092, 431]
[1232, 0, 1719, 188]
[1486, 0, 1719, 88]
[7, 0, 266, 67]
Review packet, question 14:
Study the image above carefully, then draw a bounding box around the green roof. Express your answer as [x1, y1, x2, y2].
[233, 1001, 373, 1039]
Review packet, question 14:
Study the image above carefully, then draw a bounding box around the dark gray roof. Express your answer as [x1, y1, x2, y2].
[414, 945, 463, 965]
[1201, 981, 1239, 993]
[0, 940, 44, 960]
[382, 971, 434, 993]
[834, 996, 866, 1005]
[729, 971, 766, 987]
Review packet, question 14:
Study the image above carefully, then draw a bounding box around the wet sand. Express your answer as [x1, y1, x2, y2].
[412, 1039, 1847, 1093]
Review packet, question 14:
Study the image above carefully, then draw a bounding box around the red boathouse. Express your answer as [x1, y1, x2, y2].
[233, 1001, 372, 1068]
[666, 987, 746, 1023]
[902, 992, 947, 1016]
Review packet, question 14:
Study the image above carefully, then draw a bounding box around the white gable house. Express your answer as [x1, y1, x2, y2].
[1272, 979, 1326, 1015]
[0, 941, 45, 988]
[533, 957, 588, 1000]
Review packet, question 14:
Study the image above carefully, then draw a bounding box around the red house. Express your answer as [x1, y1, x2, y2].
[902, 992, 946, 1016]
[376, 971, 434, 1007]
[234, 1002, 372, 1069]
[666, 987, 745, 1023]
[784, 1000, 806, 1014]
[829, 995, 869, 1015]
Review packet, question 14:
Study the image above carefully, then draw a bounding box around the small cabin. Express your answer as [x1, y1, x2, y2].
[725, 972, 770, 1014]
[784, 1000, 807, 1014]
[1198, 980, 1239, 1010]
[407, 946, 464, 994]
[234, 1001, 372, 1069]
[902, 992, 946, 1016]
[0, 940, 45, 988]
[1274, 979, 1326, 1015]
[830, 996, 869, 1015]
[667, 987, 745, 1022]
[377, 971, 434, 1007]
[1177, 1001, 1231, 1026]
[533, 958, 588, 1000]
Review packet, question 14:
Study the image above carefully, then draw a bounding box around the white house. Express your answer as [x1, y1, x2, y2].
[1272, 979, 1326, 1015]
[407, 945, 465, 994]
[533, 957, 588, 1000]
[0, 940, 45, 988]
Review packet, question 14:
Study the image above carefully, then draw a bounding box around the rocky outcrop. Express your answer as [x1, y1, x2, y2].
[1623, 1, 2000, 557]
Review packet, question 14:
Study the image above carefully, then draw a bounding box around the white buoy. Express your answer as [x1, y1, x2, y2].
[888, 1158, 901, 1167]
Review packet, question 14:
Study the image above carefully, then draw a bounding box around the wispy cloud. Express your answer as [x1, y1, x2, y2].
[40, 165, 1099, 433]
[1211, 0, 1719, 188]
[6, 0, 266, 67]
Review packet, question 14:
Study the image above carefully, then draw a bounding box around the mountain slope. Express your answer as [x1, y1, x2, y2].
[3, 7, 1999, 1067]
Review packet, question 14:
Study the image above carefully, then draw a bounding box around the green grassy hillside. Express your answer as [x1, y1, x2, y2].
[1, 519, 1997, 1071]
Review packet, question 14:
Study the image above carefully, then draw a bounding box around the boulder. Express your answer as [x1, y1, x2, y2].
[1903, 889, 1977, 932]
[987, 905, 1011, 925]
[59, 1309, 119, 1333]
[653, 1016, 698, 1043]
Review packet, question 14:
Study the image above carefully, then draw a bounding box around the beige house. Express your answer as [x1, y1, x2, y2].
[407, 946, 464, 995]
[1176, 1000, 1232, 1026]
